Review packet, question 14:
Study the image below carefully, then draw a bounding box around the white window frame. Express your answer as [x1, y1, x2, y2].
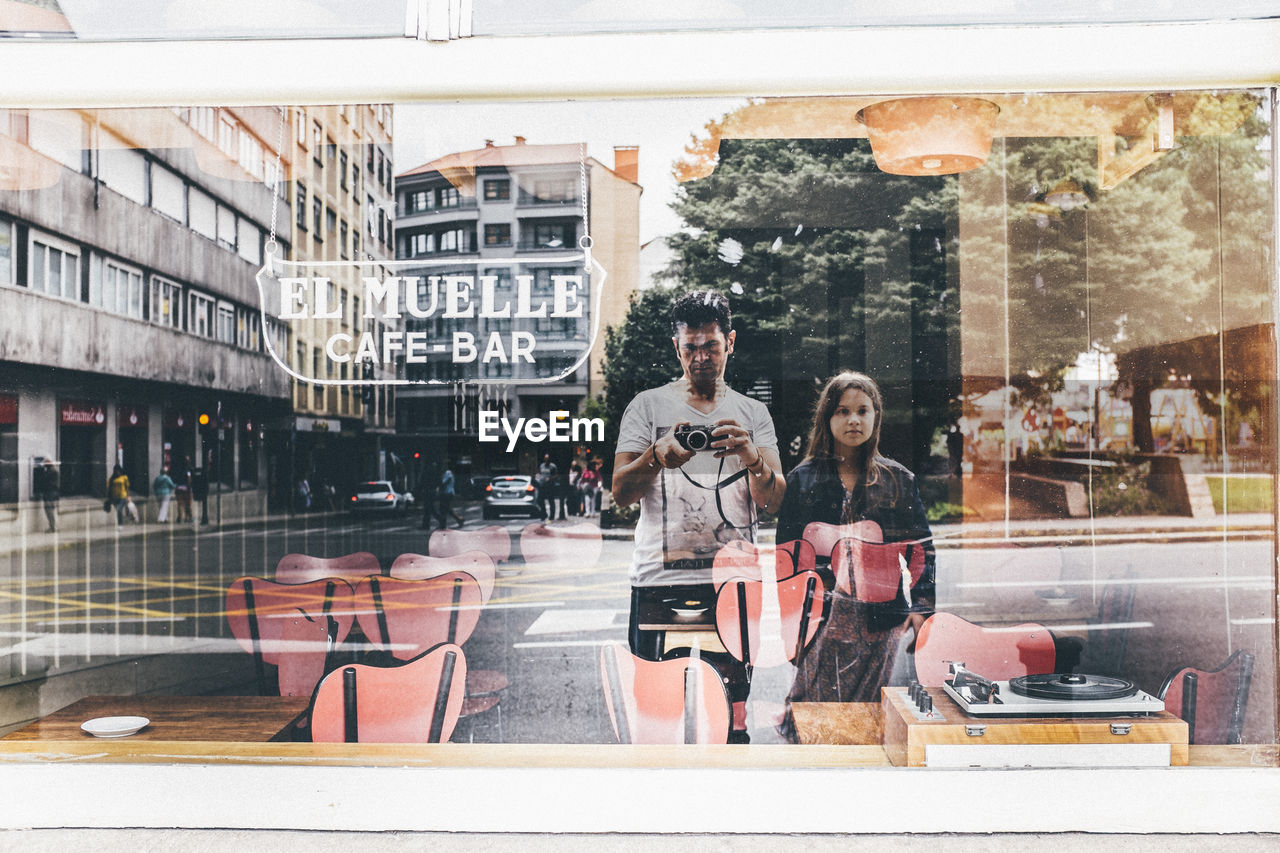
[188, 290, 214, 338]
[215, 299, 235, 344]
[28, 231, 80, 302]
[149, 274, 183, 329]
[0, 17, 1276, 840]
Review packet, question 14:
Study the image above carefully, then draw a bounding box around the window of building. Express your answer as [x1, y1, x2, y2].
[189, 189, 217, 240]
[295, 108, 307, 147]
[312, 120, 323, 162]
[525, 178, 577, 204]
[150, 165, 186, 223]
[339, 220, 348, 258]
[438, 185, 459, 208]
[216, 205, 237, 251]
[0, 219, 13, 286]
[150, 275, 183, 329]
[215, 301, 235, 344]
[217, 113, 237, 157]
[339, 151, 348, 190]
[95, 257, 145, 319]
[312, 197, 322, 238]
[326, 136, 336, 164]
[526, 221, 575, 249]
[188, 290, 215, 338]
[484, 223, 512, 246]
[295, 184, 307, 230]
[96, 143, 147, 205]
[237, 219, 261, 265]
[352, 164, 360, 192]
[28, 233, 80, 302]
[484, 178, 511, 201]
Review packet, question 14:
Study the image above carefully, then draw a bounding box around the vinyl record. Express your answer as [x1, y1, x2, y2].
[1008, 672, 1138, 701]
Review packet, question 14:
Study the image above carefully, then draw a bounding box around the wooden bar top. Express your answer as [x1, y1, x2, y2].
[790, 702, 883, 745]
[1, 695, 310, 743]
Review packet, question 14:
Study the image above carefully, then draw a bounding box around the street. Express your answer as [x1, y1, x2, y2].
[0, 503, 1273, 744]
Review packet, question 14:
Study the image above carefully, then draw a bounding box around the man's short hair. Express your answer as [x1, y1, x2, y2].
[671, 290, 732, 336]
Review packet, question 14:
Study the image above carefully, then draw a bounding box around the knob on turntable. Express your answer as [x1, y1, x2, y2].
[1008, 672, 1138, 701]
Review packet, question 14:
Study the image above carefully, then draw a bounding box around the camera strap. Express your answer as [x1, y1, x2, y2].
[677, 459, 753, 530]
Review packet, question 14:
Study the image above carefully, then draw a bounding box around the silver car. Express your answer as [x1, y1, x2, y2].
[349, 480, 411, 514]
[482, 475, 541, 519]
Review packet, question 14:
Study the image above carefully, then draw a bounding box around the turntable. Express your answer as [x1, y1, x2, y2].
[882, 664, 1188, 767]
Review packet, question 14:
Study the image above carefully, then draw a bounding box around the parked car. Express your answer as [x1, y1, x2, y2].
[482, 475, 542, 519]
[349, 480, 412, 514]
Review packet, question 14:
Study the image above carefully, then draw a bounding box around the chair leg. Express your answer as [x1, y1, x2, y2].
[242, 580, 267, 696]
[1229, 652, 1255, 745]
[429, 649, 458, 744]
[602, 645, 632, 745]
[342, 667, 359, 743]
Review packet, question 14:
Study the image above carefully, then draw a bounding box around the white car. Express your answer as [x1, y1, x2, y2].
[349, 480, 412, 514]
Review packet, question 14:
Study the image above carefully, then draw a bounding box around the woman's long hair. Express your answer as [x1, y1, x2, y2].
[802, 371, 893, 505]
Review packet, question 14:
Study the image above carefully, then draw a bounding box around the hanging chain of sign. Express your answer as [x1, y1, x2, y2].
[265, 107, 287, 263]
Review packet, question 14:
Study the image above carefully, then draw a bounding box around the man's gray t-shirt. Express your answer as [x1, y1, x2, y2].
[616, 381, 778, 587]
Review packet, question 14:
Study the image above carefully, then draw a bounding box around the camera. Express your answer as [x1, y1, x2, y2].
[673, 423, 717, 452]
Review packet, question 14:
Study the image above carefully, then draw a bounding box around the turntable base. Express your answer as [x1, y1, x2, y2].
[882, 686, 1189, 768]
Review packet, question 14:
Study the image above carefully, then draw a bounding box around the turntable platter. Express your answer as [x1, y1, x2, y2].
[1009, 672, 1138, 701]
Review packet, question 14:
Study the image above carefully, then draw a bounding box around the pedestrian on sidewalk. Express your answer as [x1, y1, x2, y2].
[107, 464, 131, 528]
[152, 467, 176, 523]
[193, 466, 209, 525]
[434, 466, 464, 530]
[175, 456, 193, 523]
[34, 458, 60, 532]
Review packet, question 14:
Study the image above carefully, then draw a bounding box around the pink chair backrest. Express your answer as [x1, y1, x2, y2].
[801, 519, 883, 562]
[914, 612, 1057, 687]
[430, 526, 511, 563]
[599, 643, 730, 745]
[354, 572, 484, 660]
[831, 536, 926, 602]
[519, 520, 604, 568]
[775, 539, 817, 578]
[390, 551, 496, 604]
[225, 576, 357, 696]
[275, 551, 380, 584]
[310, 643, 468, 743]
[714, 571, 825, 667]
[1161, 651, 1254, 745]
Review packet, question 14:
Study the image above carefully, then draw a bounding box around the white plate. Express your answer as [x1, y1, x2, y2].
[81, 716, 149, 738]
[672, 607, 709, 618]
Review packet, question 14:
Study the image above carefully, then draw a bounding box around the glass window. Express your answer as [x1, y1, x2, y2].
[237, 218, 260, 264]
[484, 222, 512, 246]
[150, 165, 185, 222]
[97, 144, 147, 205]
[0, 219, 12, 285]
[150, 275, 182, 329]
[295, 184, 307, 230]
[28, 233, 79, 301]
[216, 205, 236, 250]
[188, 189, 217, 240]
[216, 301, 235, 344]
[484, 178, 511, 201]
[188, 290, 214, 338]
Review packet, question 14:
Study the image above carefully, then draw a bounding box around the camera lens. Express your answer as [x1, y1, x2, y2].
[687, 429, 709, 450]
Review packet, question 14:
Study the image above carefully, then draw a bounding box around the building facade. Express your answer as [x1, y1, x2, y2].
[0, 106, 292, 526]
[283, 104, 398, 503]
[392, 138, 640, 480]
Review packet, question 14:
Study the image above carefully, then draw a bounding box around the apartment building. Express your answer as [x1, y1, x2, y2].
[284, 104, 398, 496]
[392, 138, 640, 476]
[0, 106, 291, 522]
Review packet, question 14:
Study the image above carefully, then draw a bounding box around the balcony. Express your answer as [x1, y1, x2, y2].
[396, 197, 479, 226]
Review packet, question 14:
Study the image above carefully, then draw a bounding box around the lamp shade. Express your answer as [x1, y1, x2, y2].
[857, 97, 999, 176]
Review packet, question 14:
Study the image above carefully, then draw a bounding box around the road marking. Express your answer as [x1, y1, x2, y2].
[513, 638, 624, 649]
[954, 575, 1270, 589]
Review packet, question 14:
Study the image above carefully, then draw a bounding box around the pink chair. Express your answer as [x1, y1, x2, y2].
[519, 520, 604, 568]
[831, 536, 927, 601]
[430, 526, 511, 564]
[310, 643, 468, 743]
[225, 576, 357, 696]
[801, 519, 883, 562]
[599, 642, 731, 744]
[390, 551, 497, 604]
[714, 571, 825, 669]
[274, 551, 381, 584]
[354, 572, 484, 661]
[712, 540, 818, 588]
[913, 612, 1057, 687]
[1159, 650, 1254, 744]
[775, 539, 817, 578]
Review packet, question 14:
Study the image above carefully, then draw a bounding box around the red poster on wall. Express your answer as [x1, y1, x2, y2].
[0, 394, 16, 425]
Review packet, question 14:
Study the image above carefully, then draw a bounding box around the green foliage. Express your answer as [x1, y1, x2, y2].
[1089, 459, 1176, 516]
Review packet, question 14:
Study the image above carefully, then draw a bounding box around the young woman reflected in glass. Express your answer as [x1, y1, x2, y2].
[776, 371, 936, 721]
